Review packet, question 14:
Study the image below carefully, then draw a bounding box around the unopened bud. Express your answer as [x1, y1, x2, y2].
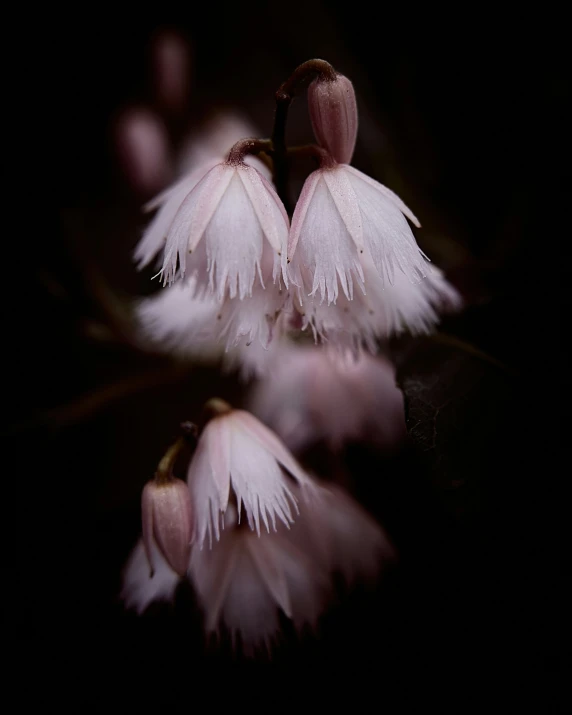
[308, 74, 358, 164]
[142, 478, 193, 577]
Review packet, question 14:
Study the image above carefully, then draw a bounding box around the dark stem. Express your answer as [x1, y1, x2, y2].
[271, 59, 337, 213]
[287, 144, 337, 169]
[226, 137, 272, 165]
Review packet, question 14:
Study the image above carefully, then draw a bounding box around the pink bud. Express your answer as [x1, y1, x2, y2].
[308, 74, 358, 164]
[142, 479, 193, 577]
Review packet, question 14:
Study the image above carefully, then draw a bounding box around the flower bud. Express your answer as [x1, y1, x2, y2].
[308, 74, 358, 164]
[142, 478, 193, 577]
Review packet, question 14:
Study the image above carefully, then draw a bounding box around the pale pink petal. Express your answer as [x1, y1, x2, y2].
[237, 165, 289, 255]
[161, 164, 234, 285]
[344, 166, 427, 284]
[290, 172, 365, 304]
[322, 167, 364, 253]
[202, 169, 265, 300]
[343, 165, 421, 228]
[287, 170, 321, 259]
[247, 537, 293, 618]
[227, 419, 297, 534]
[231, 410, 313, 487]
[187, 418, 231, 548]
[135, 280, 222, 360]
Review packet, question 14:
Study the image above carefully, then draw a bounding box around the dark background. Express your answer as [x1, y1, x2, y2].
[6, 5, 567, 711]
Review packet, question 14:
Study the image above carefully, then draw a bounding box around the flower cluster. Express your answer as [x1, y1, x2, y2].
[134, 63, 461, 377]
[122, 58, 464, 655]
[122, 402, 393, 653]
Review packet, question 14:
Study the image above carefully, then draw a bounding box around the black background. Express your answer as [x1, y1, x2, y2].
[6, 5, 567, 711]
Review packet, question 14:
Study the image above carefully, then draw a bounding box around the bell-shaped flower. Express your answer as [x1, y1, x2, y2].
[249, 347, 406, 452]
[189, 480, 393, 654]
[141, 478, 193, 577]
[135, 271, 291, 375]
[187, 402, 313, 548]
[288, 164, 426, 305]
[160, 161, 289, 300]
[300, 255, 462, 351]
[308, 73, 358, 164]
[134, 112, 270, 270]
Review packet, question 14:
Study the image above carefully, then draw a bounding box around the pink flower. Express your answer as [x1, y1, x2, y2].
[250, 347, 407, 451]
[189, 481, 393, 654]
[134, 113, 271, 270]
[135, 273, 290, 372]
[301, 255, 462, 350]
[160, 162, 288, 300]
[308, 73, 358, 164]
[288, 164, 426, 305]
[187, 404, 313, 548]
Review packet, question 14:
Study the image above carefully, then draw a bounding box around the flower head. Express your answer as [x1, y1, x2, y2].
[301, 256, 462, 350]
[188, 400, 312, 548]
[288, 164, 426, 305]
[160, 162, 288, 300]
[250, 347, 406, 452]
[190, 480, 393, 654]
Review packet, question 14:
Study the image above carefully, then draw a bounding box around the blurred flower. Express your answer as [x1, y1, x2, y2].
[190, 480, 393, 654]
[121, 538, 180, 615]
[301, 257, 463, 351]
[115, 108, 172, 196]
[250, 346, 406, 452]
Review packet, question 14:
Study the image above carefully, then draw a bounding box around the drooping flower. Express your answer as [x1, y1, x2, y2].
[300, 255, 462, 351]
[250, 346, 406, 452]
[115, 107, 171, 197]
[187, 400, 313, 548]
[135, 271, 291, 373]
[288, 163, 426, 305]
[134, 113, 271, 270]
[160, 161, 288, 300]
[308, 73, 358, 164]
[189, 480, 393, 654]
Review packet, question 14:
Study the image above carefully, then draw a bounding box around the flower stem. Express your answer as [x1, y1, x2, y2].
[154, 422, 197, 483]
[226, 137, 272, 165]
[272, 59, 337, 213]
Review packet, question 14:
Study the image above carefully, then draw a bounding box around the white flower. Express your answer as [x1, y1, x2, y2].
[189, 481, 394, 654]
[160, 162, 289, 300]
[187, 404, 313, 548]
[288, 164, 426, 305]
[134, 112, 270, 270]
[135, 273, 290, 371]
[300, 255, 462, 351]
[250, 346, 406, 452]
